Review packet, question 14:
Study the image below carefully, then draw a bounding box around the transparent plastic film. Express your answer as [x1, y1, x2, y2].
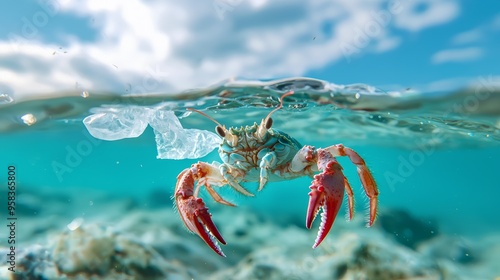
[83, 106, 220, 159]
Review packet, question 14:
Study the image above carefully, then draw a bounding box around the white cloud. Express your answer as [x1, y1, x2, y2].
[373, 36, 401, 52]
[431, 47, 483, 64]
[378, 75, 500, 94]
[394, 0, 460, 32]
[450, 14, 500, 46]
[418, 77, 473, 92]
[0, 0, 462, 100]
[452, 28, 482, 45]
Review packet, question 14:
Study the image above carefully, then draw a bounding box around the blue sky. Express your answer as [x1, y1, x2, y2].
[0, 0, 498, 99]
[313, 1, 500, 89]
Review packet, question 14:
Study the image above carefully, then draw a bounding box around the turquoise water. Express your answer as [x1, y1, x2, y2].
[1, 78, 500, 278]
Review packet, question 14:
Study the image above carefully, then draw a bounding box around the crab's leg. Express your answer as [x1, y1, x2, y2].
[175, 162, 232, 257]
[205, 184, 236, 207]
[305, 149, 347, 248]
[258, 151, 277, 191]
[324, 144, 379, 226]
[220, 163, 254, 197]
[344, 177, 355, 221]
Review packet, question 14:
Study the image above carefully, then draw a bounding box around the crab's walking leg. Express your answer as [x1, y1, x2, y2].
[324, 144, 379, 226]
[175, 162, 233, 257]
[258, 151, 277, 191]
[220, 164, 254, 197]
[344, 178, 355, 221]
[205, 184, 236, 207]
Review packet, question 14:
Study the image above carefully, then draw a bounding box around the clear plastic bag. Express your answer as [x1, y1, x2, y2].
[83, 107, 220, 159]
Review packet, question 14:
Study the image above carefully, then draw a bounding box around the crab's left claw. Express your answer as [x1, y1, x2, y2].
[306, 151, 346, 248]
[175, 169, 226, 257]
[178, 196, 226, 257]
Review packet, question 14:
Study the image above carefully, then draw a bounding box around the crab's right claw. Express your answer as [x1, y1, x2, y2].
[306, 152, 346, 249]
[175, 169, 226, 257]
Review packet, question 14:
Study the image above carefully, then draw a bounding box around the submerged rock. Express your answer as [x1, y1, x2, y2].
[4, 224, 190, 280]
[378, 208, 438, 248]
[418, 235, 477, 264]
[0, 245, 59, 280]
[209, 230, 446, 280]
[114, 209, 229, 275]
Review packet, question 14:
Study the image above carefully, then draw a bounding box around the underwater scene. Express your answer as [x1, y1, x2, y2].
[1, 1, 500, 280]
[1, 77, 500, 279]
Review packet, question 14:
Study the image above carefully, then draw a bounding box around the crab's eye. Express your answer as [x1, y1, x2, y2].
[216, 125, 226, 137]
[265, 117, 273, 129]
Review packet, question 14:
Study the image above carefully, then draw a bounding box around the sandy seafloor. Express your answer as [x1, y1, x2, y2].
[1, 78, 500, 279]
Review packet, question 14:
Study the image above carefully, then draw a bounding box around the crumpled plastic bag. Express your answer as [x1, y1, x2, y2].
[83, 106, 221, 159]
[83, 107, 151, 141]
[148, 110, 221, 159]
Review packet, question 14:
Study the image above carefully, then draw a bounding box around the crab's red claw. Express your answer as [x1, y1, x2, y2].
[306, 161, 345, 248]
[176, 196, 226, 257]
[191, 201, 226, 256]
[175, 169, 226, 257]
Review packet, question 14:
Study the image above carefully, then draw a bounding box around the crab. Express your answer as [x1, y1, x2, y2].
[174, 91, 379, 257]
